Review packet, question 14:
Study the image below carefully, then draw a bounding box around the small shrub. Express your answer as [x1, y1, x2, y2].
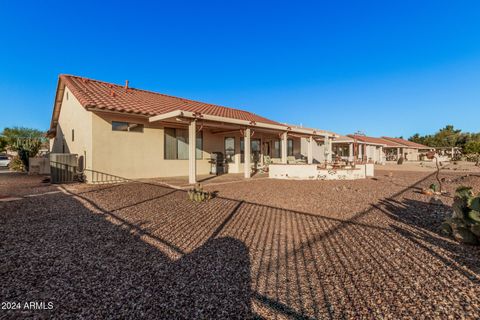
[187, 183, 214, 202]
[8, 156, 25, 172]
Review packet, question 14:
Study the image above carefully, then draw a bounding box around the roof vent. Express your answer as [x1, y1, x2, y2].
[125, 80, 129, 92]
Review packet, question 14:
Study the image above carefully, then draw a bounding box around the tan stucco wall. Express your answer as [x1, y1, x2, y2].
[90, 114, 300, 180]
[91, 113, 226, 180]
[404, 148, 420, 161]
[50, 87, 93, 178]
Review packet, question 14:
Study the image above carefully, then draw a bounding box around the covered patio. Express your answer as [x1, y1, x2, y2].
[148, 110, 334, 184]
[332, 135, 385, 164]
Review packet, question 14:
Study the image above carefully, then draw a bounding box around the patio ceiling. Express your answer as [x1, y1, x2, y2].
[149, 110, 334, 138]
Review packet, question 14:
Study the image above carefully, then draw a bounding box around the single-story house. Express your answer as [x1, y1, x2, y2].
[331, 134, 431, 162]
[381, 137, 431, 161]
[47, 75, 334, 183]
[331, 135, 386, 164]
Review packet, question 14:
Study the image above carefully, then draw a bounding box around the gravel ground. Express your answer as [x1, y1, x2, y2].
[1, 170, 480, 319]
[0, 172, 55, 198]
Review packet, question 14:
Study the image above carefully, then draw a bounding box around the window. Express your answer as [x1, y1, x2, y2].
[240, 138, 261, 163]
[251, 139, 261, 162]
[224, 137, 235, 163]
[112, 121, 144, 132]
[240, 138, 244, 163]
[164, 128, 202, 160]
[196, 134, 203, 159]
[72, 129, 75, 142]
[272, 139, 281, 158]
[287, 139, 293, 156]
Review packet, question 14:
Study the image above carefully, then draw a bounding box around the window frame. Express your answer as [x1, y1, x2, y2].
[164, 127, 203, 160]
[224, 137, 235, 163]
[112, 121, 144, 133]
[240, 138, 261, 163]
[287, 139, 294, 156]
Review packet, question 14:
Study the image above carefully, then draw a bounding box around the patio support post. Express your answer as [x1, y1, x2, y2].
[307, 136, 313, 164]
[325, 135, 332, 162]
[379, 146, 383, 163]
[244, 128, 251, 178]
[359, 143, 363, 160]
[281, 132, 288, 163]
[397, 147, 401, 160]
[188, 119, 196, 184]
[348, 143, 354, 162]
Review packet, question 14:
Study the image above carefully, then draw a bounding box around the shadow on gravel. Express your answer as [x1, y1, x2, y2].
[0, 192, 252, 319]
[377, 197, 480, 279]
[2, 171, 480, 319]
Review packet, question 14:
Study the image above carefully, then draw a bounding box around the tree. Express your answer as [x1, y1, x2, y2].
[408, 125, 479, 149]
[0, 136, 7, 152]
[409, 133, 426, 145]
[464, 141, 480, 154]
[464, 141, 480, 166]
[434, 125, 462, 147]
[1, 127, 46, 171]
[2, 127, 45, 144]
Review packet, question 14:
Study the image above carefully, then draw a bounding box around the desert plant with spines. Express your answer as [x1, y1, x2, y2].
[187, 183, 214, 202]
[441, 186, 480, 244]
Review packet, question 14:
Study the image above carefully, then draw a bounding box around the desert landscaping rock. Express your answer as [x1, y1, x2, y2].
[1, 170, 480, 318]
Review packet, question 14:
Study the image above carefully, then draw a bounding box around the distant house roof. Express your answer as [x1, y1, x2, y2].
[333, 135, 355, 143]
[347, 135, 396, 147]
[49, 75, 333, 138]
[381, 137, 430, 149]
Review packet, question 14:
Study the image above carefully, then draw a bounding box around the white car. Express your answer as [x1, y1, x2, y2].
[0, 155, 10, 167]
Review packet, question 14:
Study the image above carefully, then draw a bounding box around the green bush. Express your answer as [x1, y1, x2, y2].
[8, 156, 25, 172]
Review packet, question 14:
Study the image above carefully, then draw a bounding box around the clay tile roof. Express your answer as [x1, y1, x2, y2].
[347, 135, 395, 146]
[333, 135, 354, 143]
[59, 74, 281, 125]
[381, 137, 430, 149]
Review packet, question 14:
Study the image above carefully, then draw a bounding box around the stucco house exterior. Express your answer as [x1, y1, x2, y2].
[331, 135, 386, 164]
[329, 134, 430, 163]
[381, 137, 431, 161]
[47, 75, 334, 183]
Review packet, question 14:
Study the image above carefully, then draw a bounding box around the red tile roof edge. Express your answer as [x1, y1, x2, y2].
[381, 137, 430, 149]
[58, 74, 282, 125]
[347, 135, 398, 146]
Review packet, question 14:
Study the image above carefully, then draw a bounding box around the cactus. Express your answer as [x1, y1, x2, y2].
[187, 183, 214, 202]
[442, 186, 480, 245]
[10, 137, 42, 171]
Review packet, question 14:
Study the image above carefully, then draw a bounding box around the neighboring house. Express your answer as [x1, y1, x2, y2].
[381, 137, 431, 161]
[331, 135, 386, 164]
[47, 75, 334, 183]
[331, 134, 431, 163]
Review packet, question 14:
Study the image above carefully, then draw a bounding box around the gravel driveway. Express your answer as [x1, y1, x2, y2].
[1, 171, 480, 319]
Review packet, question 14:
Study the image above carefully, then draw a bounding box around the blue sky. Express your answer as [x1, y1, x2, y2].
[1, 0, 479, 137]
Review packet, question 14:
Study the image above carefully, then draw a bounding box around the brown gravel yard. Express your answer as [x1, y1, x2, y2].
[1, 170, 480, 319]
